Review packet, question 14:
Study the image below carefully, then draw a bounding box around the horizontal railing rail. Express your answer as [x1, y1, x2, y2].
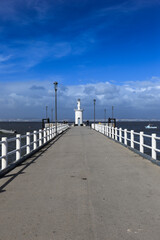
[92, 124, 159, 161]
[0, 123, 69, 172]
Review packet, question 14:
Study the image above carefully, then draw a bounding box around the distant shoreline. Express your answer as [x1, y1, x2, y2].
[0, 119, 160, 122]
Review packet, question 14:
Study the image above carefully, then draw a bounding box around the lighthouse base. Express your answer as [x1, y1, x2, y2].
[74, 123, 84, 126]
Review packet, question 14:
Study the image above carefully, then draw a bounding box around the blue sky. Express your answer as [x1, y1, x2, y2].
[0, 0, 160, 120]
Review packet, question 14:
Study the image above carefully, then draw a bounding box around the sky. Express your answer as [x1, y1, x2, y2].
[0, 0, 160, 120]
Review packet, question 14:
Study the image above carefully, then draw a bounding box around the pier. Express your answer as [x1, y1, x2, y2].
[1, 126, 160, 239]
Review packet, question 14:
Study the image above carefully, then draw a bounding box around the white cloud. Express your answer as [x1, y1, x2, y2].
[52, 43, 72, 58]
[0, 78, 160, 120]
[0, 36, 95, 74]
[0, 54, 12, 62]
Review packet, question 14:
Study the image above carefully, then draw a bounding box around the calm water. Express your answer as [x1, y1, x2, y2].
[0, 122, 42, 166]
[96, 121, 160, 160]
[117, 121, 160, 136]
[1, 121, 159, 138]
[117, 121, 160, 160]
[0, 121, 42, 139]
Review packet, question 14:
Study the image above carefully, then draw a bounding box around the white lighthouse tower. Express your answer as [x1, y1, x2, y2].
[74, 99, 83, 126]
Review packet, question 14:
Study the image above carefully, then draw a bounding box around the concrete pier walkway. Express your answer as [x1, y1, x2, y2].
[1, 127, 160, 240]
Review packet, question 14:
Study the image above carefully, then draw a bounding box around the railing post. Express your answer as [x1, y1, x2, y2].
[26, 132, 31, 154]
[51, 127, 53, 139]
[33, 131, 37, 150]
[119, 128, 122, 143]
[60, 125, 62, 133]
[152, 133, 156, 159]
[1, 137, 8, 170]
[115, 127, 117, 141]
[49, 127, 52, 139]
[49, 127, 52, 140]
[107, 126, 109, 136]
[130, 130, 134, 148]
[140, 131, 144, 153]
[124, 129, 127, 145]
[16, 134, 21, 161]
[54, 126, 56, 136]
[47, 128, 50, 141]
[109, 127, 111, 138]
[112, 127, 114, 139]
[39, 129, 42, 146]
[43, 128, 47, 143]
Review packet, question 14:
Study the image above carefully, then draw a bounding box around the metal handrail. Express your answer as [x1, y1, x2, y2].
[92, 123, 159, 161]
[0, 124, 69, 171]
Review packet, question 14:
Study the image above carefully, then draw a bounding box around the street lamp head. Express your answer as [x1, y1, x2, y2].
[93, 99, 96, 103]
[54, 81, 58, 90]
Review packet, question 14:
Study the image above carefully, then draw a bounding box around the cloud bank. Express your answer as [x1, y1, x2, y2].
[0, 77, 160, 120]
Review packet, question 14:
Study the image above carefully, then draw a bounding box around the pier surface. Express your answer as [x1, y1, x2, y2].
[1, 127, 160, 239]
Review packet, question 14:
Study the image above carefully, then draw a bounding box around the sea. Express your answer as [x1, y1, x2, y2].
[0, 121, 160, 138]
[0, 122, 42, 166]
[0, 121, 42, 139]
[117, 121, 160, 160]
[99, 121, 160, 160]
[117, 121, 160, 136]
[0, 121, 160, 164]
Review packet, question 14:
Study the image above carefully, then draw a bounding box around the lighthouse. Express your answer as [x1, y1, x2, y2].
[74, 99, 83, 126]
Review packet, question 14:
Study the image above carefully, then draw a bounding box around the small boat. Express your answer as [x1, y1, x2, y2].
[0, 129, 16, 134]
[145, 124, 157, 129]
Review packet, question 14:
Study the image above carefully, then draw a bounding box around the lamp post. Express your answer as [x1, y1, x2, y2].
[104, 108, 106, 125]
[112, 106, 114, 119]
[104, 108, 106, 134]
[93, 99, 96, 129]
[46, 106, 48, 119]
[51, 108, 53, 123]
[54, 82, 58, 135]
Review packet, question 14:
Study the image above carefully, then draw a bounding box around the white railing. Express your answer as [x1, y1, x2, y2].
[0, 124, 69, 172]
[92, 124, 160, 161]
